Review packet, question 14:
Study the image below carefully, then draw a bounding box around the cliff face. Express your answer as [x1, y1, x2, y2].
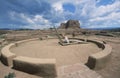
[59, 20, 80, 29]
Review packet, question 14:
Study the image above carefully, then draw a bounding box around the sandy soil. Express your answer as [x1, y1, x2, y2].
[80, 35, 120, 78]
[0, 36, 120, 78]
[10, 39, 101, 66]
[95, 37, 120, 78]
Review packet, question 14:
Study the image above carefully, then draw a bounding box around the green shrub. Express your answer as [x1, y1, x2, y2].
[4, 72, 16, 78]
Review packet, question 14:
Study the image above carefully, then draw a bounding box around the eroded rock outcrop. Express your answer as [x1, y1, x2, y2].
[59, 20, 80, 29]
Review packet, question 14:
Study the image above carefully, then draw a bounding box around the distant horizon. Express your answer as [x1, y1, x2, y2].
[0, 26, 120, 30]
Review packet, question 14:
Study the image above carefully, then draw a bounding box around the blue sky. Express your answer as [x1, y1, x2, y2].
[0, 0, 120, 29]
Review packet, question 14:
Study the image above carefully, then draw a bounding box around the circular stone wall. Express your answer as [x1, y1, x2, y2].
[10, 39, 102, 66]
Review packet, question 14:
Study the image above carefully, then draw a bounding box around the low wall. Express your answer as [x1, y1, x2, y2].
[0, 38, 39, 66]
[1, 43, 16, 66]
[13, 56, 57, 77]
[0, 38, 57, 77]
[0, 37, 112, 76]
[69, 38, 112, 70]
[87, 39, 105, 49]
[86, 44, 112, 70]
[14, 38, 39, 46]
[69, 38, 105, 49]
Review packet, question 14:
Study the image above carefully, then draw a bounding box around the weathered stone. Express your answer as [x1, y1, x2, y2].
[59, 23, 66, 29]
[59, 20, 80, 29]
[66, 20, 80, 29]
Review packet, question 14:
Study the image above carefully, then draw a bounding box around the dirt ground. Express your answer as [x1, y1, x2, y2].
[10, 39, 101, 66]
[0, 35, 120, 78]
[95, 37, 120, 78]
[83, 35, 120, 78]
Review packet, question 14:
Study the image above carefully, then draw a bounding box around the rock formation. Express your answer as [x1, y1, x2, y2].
[59, 20, 80, 29]
[59, 23, 66, 29]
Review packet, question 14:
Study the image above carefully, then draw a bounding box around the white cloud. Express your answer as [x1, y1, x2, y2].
[87, 13, 120, 28]
[51, 0, 90, 13]
[78, 0, 120, 28]
[20, 13, 34, 24]
[9, 11, 53, 29]
[81, 0, 96, 16]
[52, 2, 63, 12]
[35, 0, 120, 29]
[91, 1, 120, 18]
[8, 0, 120, 29]
[33, 15, 50, 24]
[90, 12, 120, 22]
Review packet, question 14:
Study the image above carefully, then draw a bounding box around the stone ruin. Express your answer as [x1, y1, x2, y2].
[59, 20, 80, 29]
